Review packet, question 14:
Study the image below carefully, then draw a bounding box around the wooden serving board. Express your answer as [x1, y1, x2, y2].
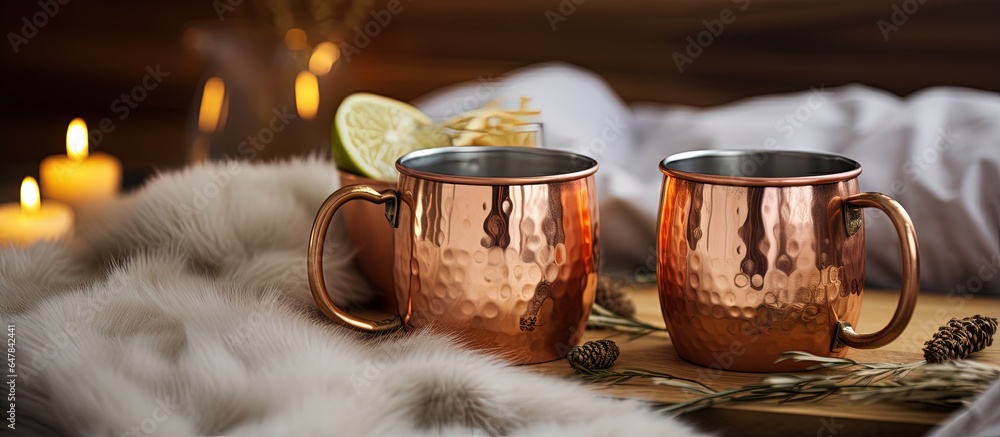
[526, 286, 1000, 426]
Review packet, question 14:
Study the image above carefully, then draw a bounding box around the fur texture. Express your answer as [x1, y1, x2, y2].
[0, 158, 704, 436]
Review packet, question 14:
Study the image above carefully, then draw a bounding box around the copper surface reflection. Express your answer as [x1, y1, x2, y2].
[310, 147, 600, 364]
[656, 150, 919, 372]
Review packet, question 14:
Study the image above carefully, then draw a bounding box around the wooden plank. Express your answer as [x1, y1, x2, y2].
[525, 286, 1000, 425]
[352, 0, 1000, 104]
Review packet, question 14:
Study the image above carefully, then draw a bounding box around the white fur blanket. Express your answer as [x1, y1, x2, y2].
[0, 159, 703, 436]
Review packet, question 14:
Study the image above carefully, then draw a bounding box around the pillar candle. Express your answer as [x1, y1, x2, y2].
[39, 118, 122, 208]
[0, 177, 73, 246]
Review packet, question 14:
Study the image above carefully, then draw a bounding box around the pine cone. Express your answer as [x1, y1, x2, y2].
[923, 315, 998, 363]
[567, 339, 620, 371]
[595, 275, 636, 318]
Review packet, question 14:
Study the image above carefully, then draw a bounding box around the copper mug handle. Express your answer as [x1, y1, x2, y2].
[834, 192, 920, 349]
[307, 184, 403, 332]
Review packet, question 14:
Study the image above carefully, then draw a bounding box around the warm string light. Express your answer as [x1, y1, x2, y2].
[200, 33, 335, 134]
[66, 118, 88, 161]
[309, 42, 341, 76]
[295, 71, 320, 120]
[198, 77, 226, 134]
[20, 177, 40, 215]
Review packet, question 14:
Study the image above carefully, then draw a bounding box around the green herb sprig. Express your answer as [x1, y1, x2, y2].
[570, 351, 1000, 417]
[587, 304, 668, 339]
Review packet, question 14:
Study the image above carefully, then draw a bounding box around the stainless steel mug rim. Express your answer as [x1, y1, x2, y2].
[396, 146, 599, 186]
[660, 149, 863, 187]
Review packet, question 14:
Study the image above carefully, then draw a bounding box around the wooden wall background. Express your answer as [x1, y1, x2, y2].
[1, 0, 998, 199]
[351, 0, 1000, 105]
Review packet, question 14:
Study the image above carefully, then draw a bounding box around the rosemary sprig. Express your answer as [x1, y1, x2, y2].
[570, 351, 1000, 416]
[656, 354, 998, 416]
[587, 304, 668, 339]
[571, 365, 716, 394]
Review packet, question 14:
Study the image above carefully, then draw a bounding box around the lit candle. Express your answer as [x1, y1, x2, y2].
[40, 118, 122, 207]
[0, 177, 73, 247]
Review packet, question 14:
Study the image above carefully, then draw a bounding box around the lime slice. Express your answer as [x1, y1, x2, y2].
[332, 93, 450, 181]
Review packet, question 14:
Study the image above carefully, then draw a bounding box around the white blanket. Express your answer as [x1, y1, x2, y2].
[416, 63, 1000, 294]
[0, 159, 703, 436]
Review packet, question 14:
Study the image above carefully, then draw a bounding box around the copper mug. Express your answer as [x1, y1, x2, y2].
[337, 171, 396, 302]
[657, 150, 919, 372]
[308, 146, 601, 364]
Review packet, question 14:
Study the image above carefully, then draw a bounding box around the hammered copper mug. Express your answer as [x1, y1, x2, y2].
[657, 150, 919, 372]
[308, 146, 600, 364]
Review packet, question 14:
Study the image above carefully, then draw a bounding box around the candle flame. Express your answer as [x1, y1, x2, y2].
[308, 42, 340, 76]
[284, 28, 308, 51]
[66, 118, 88, 161]
[198, 77, 226, 134]
[295, 71, 320, 121]
[20, 177, 40, 215]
